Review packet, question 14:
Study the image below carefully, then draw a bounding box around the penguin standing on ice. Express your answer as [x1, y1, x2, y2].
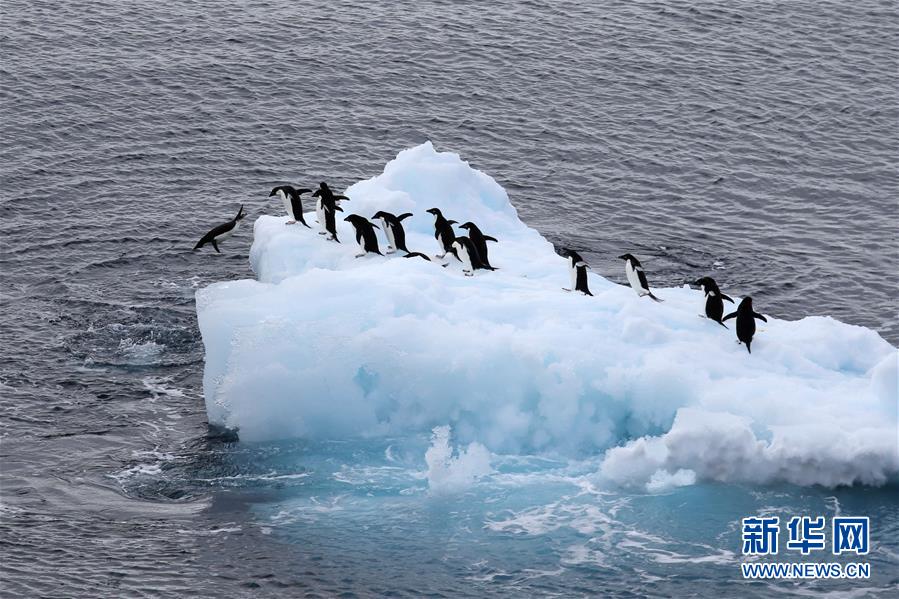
[269, 185, 312, 227]
[321, 197, 343, 242]
[372, 210, 413, 254]
[618, 253, 663, 302]
[562, 249, 592, 296]
[723, 297, 767, 354]
[459, 222, 498, 269]
[194, 205, 246, 253]
[426, 208, 457, 259]
[312, 182, 350, 236]
[449, 236, 493, 276]
[693, 276, 734, 327]
[344, 214, 382, 257]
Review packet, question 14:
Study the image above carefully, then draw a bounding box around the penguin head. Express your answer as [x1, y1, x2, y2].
[319, 182, 330, 190]
[739, 296, 753, 309]
[459, 221, 476, 231]
[426, 208, 442, 217]
[343, 214, 362, 224]
[618, 253, 636, 262]
[372, 210, 389, 221]
[269, 186, 285, 197]
[693, 276, 717, 291]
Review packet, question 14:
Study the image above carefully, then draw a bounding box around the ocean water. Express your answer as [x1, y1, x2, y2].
[1, 0, 897, 597]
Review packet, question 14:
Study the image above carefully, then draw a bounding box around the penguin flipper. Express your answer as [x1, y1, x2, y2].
[397, 213, 413, 221]
[483, 235, 498, 242]
[722, 311, 737, 321]
[754, 312, 768, 322]
[721, 293, 735, 303]
[212, 239, 221, 253]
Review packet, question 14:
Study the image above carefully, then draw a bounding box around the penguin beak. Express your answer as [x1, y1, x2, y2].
[617, 255, 626, 260]
[268, 190, 276, 197]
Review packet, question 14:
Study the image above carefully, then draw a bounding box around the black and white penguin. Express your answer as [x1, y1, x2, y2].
[449, 236, 494, 276]
[723, 296, 767, 354]
[372, 211, 413, 254]
[194, 205, 246, 253]
[693, 276, 734, 327]
[269, 185, 312, 227]
[426, 208, 457, 259]
[344, 214, 382, 257]
[562, 249, 592, 296]
[459, 222, 498, 269]
[618, 253, 663, 302]
[321, 198, 343, 242]
[312, 182, 350, 236]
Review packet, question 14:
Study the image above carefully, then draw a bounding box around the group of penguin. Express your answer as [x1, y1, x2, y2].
[195, 182, 769, 354]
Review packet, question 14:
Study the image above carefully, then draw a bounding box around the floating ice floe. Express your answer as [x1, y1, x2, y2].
[196, 142, 898, 489]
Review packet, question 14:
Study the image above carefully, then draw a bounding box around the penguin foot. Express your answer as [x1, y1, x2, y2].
[355, 253, 365, 258]
[286, 221, 296, 225]
[436, 253, 446, 259]
[562, 288, 572, 292]
[464, 272, 473, 277]
[386, 248, 395, 254]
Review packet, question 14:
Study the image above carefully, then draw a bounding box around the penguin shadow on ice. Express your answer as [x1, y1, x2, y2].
[193, 204, 246, 254]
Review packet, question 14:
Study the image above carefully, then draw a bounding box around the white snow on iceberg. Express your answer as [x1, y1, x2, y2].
[196, 142, 898, 488]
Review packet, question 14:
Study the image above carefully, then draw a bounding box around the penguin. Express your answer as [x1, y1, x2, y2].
[449, 236, 494, 276]
[194, 205, 245, 253]
[312, 182, 350, 236]
[372, 211, 413, 254]
[723, 296, 767, 354]
[344, 214, 382, 257]
[693, 276, 734, 327]
[321, 197, 343, 242]
[562, 249, 592, 296]
[269, 185, 312, 227]
[426, 208, 457, 259]
[618, 254, 663, 302]
[459, 222, 498, 269]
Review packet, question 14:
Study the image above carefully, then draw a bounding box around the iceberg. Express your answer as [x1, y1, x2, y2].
[196, 142, 898, 489]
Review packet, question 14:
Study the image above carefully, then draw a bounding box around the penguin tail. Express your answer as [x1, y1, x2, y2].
[585, 289, 593, 296]
[746, 341, 752, 354]
[299, 217, 312, 229]
[716, 320, 729, 329]
[648, 292, 663, 302]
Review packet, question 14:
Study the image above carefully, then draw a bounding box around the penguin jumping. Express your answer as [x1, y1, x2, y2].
[723, 297, 767, 354]
[693, 276, 734, 327]
[372, 210, 413, 254]
[426, 208, 457, 259]
[194, 205, 246, 253]
[269, 185, 312, 227]
[562, 249, 592, 296]
[312, 182, 350, 237]
[459, 222, 498, 269]
[618, 253, 663, 302]
[344, 214, 383, 257]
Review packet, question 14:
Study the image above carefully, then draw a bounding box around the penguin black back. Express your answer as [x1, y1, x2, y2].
[563, 249, 592, 296]
[426, 208, 456, 257]
[344, 214, 382, 256]
[723, 296, 767, 353]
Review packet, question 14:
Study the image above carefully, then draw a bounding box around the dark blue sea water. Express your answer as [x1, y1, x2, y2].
[2, 0, 897, 596]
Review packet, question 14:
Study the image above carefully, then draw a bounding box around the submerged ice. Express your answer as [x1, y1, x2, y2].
[196, 142, 898, 489]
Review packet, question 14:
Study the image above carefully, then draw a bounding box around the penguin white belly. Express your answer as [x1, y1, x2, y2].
[217, 221, 239, 241]
[279, 192, 294, 220]
[458, 246, 473, 274]
[569, 264, 578, 290]
[383, 221, 396, 250]
[436, 232, 445, 254]
[316, 199, 325, 228]
[625, 262, 645, 294]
